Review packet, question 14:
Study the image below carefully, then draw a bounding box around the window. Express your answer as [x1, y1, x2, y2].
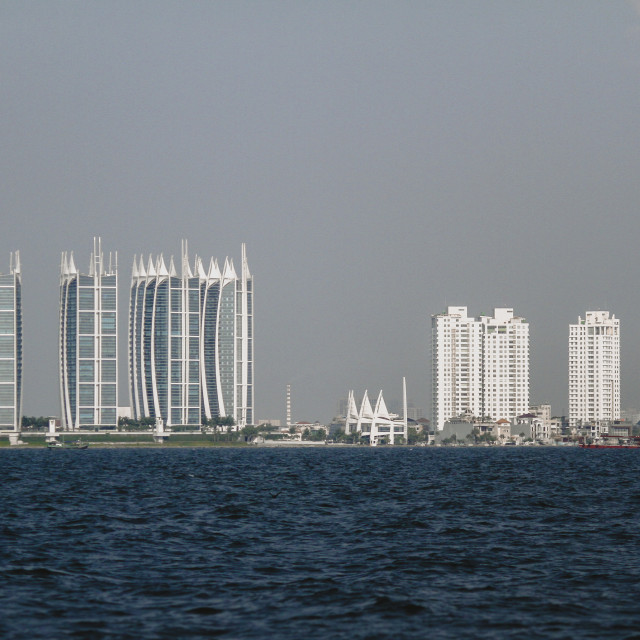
[79, 288, 95, 310]
[0, 360, 14, 381]
[79, 313, 94, 335]
[0, 312, 14, 333]
[102, 360, 116, 382]
[102, 337, 116, 358]
[79, 385, 94, 406]
[101, 288, 116, 310]
[0, 336, 13, 357]
[79, 336, 94, 358]
[101, 385, 116, 406]
[0, 289, 14, 310]
[0, 384, 14, 404]
[189, 290, 199, 312]
[79, 361, 95, 382]
[101, 313, 116, 334]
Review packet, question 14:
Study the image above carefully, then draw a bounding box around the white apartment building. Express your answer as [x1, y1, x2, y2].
[568, 311, 620, 428]
[432, 306, 529, 430]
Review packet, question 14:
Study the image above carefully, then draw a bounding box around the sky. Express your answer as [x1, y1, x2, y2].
[2, 1, 640, 423]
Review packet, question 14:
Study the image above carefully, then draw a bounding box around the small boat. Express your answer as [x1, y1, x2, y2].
[47, 439, 88, 450]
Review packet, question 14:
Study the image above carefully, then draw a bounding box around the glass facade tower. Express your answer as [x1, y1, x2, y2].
[59, 239, 118, 430]
[129, 242, 253, 428]
[0, 252, 22, 430]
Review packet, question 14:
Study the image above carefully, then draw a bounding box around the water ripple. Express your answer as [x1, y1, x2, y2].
[2, 447, 640, 638]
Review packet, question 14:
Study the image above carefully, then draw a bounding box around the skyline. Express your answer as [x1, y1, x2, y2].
[3, 3, 640, 423]
[3, 241, 635, 424]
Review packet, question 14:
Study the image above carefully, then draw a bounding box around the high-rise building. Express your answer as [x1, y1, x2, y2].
[432, 306, 529, 430]
[568, 311, 620, 428]
[129, 242, 253, 428]
[59, 239, 118, 430]
[0, 252, 22, 431]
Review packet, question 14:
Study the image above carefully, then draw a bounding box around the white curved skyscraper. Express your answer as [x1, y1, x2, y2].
[129, 243, 253, 428]
[59, 239, 118, 430]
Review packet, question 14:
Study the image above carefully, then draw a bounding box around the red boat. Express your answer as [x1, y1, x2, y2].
[579, 444, 640, 449]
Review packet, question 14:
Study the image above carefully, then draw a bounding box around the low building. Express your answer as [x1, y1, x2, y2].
[515, 413, 550, 442]
[435, 418, 475, 444]
[344, 381, 409, 445]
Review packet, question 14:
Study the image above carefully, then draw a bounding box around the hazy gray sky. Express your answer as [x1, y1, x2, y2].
[2, 1, 640, 423]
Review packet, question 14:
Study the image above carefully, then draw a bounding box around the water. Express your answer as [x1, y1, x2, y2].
[1, 446, 640, 639]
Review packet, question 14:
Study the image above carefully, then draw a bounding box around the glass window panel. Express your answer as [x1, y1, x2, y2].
[79, 313, 94, 335]
[0, 360, 14, 381]
[79, 336, 94, 358]
[101, 384, 116, 405]
[79, 384, 94, 406]
[0, 289, 14, 310]
[0, 384, 14, 404]
[171, 337, 182, 359]
[101, 288, 116, 310]
[170, 292, 182, 312]
[101, 408, 116, 423]
[171, 313, 182, 335]
[0, 312, 14, 333]
[189, 314, 199, 336]
[189, 338, 199, 359]
[79, 409, 94, 424]
[189, 361, 199, 383]
[101, 275, 116, 286]
[0, 336, 14, 357]
[0, 276, 13, 286]
[172, 384, 183, 404]
[189, 290, 199, 312]
[102, 336, 116, 358]
[188, 385, 199, 406]
[101, 360, 116, 382]
[79, 289, 95, 310]
[171, 408, 182, 424]
[188, 408, 199, 424]
[101, 313, 116, 334]
[0, 408, 13, 424]
[171, 361, 182, 382]
[79, 361, 95, 382]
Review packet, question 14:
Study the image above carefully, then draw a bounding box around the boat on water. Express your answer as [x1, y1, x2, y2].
[580, 444, 640, 449]
[47, 439, 88, 450]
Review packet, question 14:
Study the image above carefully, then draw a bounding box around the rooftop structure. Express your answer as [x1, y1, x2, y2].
[344, 378, 408, 445]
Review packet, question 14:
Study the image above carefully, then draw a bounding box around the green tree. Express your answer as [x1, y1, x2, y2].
[21, 416, 50, 430]
[407, 426, 427, 445]
[240, 424, 259, 439]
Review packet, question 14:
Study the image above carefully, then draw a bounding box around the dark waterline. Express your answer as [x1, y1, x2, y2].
[1, 447, 639, 639]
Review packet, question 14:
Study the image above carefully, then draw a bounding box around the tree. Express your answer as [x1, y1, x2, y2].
[21, 416, 50, 430]
[407, 426, 427, 445]
[240, 425, 259, 441]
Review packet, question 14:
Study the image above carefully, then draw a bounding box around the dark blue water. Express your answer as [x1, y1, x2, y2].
[2, 447, 640, 639]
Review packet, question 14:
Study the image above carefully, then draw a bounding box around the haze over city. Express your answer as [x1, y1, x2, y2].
[3, 2, 640, 424]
